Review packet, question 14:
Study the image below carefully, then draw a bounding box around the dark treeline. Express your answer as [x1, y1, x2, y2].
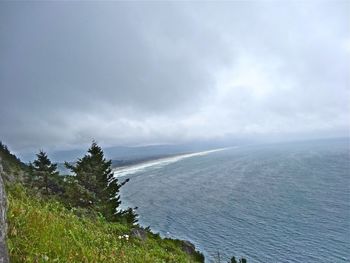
[27, 141, 137, 226]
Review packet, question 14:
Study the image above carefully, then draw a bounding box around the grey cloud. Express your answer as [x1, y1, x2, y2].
[0, 1, 349, 153]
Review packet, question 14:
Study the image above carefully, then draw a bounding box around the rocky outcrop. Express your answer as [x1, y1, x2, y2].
[0, 158, 9, 263]
[181, 240, 197, 255]
[180, 240, 205, 262]
[130, 227, 148, 241]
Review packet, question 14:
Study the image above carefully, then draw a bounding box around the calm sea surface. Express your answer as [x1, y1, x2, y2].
[118, 138, 350, 262]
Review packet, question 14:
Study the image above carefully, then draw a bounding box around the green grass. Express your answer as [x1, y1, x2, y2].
[7, 185, 204, 263]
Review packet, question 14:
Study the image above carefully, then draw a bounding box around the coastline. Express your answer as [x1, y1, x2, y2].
[113, 147, 232, 177]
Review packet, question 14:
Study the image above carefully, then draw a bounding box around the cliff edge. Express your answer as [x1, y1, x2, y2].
[0, 158, 9, 263]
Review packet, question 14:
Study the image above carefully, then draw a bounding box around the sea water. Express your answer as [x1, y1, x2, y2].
[118, 138, 350, 262]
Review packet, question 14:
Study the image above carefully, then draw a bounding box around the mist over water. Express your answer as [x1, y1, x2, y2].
[119, 138, 350, 262]
[113, 148, 231, 177]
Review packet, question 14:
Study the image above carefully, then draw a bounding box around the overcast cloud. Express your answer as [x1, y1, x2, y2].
[0, 1, 349, 152]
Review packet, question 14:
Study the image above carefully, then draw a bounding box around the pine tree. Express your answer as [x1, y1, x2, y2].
[65, 141, 136, 223]
[29, 150, 59, 195]
[119, 207, 138, 225]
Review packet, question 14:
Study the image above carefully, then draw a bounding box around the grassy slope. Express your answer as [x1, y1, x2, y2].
[7, 185, 203, 263]
[0, 142, 27, 182]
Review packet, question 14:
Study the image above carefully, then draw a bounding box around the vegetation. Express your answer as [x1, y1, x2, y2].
[229, 256, 247, 263]
[64, 142, 137, 224]
[7, 184, 203, 263]
[29, 151, 60, 195]
[0, 141, 27, 182]
[1, 141, 247, 262]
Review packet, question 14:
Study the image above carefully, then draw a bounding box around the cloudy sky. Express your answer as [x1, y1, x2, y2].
[0, 1, 349, 153]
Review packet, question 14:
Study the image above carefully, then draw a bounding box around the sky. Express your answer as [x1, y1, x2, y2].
[0, 1, 349, 153]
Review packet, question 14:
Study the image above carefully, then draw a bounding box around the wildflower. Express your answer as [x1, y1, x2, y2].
[118, 234, 130, 241]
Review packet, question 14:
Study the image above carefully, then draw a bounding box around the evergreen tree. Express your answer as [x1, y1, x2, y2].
[29, 150, 59, 194]
[119, 207, 138, 225]
[65, 141, 137, 223]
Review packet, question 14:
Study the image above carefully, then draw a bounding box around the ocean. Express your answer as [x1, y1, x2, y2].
[116, 138, 350, 262]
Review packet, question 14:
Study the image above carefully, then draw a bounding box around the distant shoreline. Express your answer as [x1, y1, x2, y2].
[112, 147, 231, 177]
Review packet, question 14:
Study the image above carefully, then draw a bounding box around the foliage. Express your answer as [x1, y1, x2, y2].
[1, 141, 241, 262]
[7, 184, 203, 263]
[213, 251, 248, 263]
[118, 207, 139, 226]
[65, 141, 137, 224]
[0, 141, 27, 182]
[28, 151, 61, 195]
[227, 256, 247, 263]
[59, 175, 96, 209]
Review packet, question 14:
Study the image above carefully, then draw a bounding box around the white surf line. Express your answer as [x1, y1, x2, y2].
[113, 147, 232, 177]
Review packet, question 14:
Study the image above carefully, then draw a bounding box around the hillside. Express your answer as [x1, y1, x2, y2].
[0, 142, 204, 263]
[7, 184, 203, 263]
[0, 142, 27, 183]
